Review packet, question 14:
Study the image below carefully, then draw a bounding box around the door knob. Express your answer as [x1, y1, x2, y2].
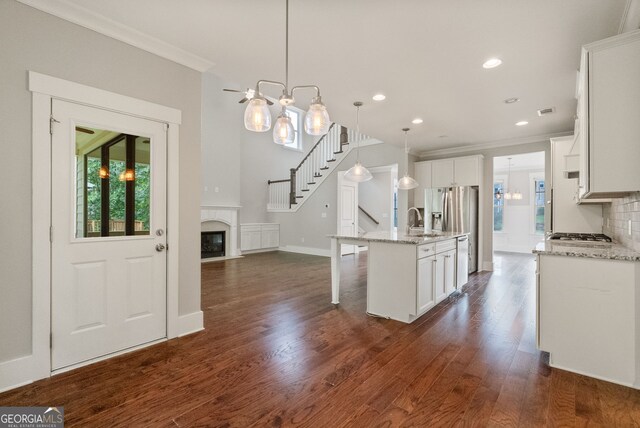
[155, 244, 166, 252]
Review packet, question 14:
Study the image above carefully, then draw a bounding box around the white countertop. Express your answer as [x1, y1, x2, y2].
[533, 240, 640, 262]
[328, 231, 468, 245]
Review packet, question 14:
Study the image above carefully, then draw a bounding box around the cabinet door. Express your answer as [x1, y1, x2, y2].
[432, 160, 454, 188]
[444, 249, 457, 295]
[413, 162, 432, 209]
[453, 157, 480, 186]
[417, 256, 436, 313]
[261, 228, 280, 248]
[434, 254, 446, 303]
[241, 226, 262, 251]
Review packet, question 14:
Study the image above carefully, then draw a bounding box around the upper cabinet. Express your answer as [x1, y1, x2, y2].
[413, 155, 483, 208]
[576, 30, 640, 199]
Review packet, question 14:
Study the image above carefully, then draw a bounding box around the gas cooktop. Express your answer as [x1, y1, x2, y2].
[548, 232, 612, 242]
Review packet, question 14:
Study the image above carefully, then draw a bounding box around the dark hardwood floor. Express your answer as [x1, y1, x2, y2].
[2, 251, 640, 427]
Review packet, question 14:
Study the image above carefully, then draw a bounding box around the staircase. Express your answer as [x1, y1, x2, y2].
[267, 123, 368, 212]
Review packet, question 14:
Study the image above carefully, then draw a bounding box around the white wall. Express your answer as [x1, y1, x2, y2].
[0, 2, 202, 363]
[359, 170, 395, 232]
[493, 168, 545, 253]
[420, 140, 551, 270]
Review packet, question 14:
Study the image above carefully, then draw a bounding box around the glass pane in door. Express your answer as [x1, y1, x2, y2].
[75, 126, 151, 238]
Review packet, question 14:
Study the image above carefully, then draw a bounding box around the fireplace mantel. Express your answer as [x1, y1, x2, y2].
[200, 205, 240, 257]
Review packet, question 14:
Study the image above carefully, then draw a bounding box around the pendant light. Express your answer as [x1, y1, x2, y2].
[397, 128, 419, 190]
[504, 157, 522, 200]
[273, 107, 295, 145]
[243, 0, 331, 141]
[344, 102, 372, 182]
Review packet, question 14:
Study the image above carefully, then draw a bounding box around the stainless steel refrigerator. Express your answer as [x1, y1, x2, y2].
[425, 186, 479, 273]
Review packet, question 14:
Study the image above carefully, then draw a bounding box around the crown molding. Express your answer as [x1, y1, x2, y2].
[17, 0, 215, 72]
[417, 131, 572, 158]
[619, 0, 640, 33]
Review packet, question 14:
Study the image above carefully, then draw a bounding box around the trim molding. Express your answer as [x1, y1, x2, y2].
[16, 0, 215, 72]
[278, 245, 331, 257]
[178, 311, 205, 337]
[418, 131, 571, 158]
[0, 355, 36, 393]
[482, 261, 495, 272]
[619, 0, 640, 34]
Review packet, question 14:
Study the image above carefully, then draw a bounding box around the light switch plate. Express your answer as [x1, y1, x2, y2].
[321, 212, 327, 218]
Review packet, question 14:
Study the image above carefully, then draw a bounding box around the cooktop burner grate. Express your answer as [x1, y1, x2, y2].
[548, 232, 612, 242]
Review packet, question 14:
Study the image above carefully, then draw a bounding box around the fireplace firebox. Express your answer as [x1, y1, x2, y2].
[201, 231, 225, 258]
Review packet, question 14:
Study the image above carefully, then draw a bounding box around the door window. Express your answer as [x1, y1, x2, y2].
[76, 127, 151, 238]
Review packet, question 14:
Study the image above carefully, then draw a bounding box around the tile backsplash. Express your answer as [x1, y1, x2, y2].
[602, 191, 640, 251]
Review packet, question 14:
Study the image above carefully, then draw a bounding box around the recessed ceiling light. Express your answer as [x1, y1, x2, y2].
[515, 120, 529, 126]
[483, 58, 502, 69]
[412, 118, 423, 124]
[372, 94, 386, 101]
[504, 97, 520, 104]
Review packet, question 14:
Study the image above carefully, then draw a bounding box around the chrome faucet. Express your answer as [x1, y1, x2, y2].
[406, 207, 423, 233]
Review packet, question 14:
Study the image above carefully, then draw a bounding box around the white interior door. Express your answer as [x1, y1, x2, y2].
[339, 178, 358, 255]
[51, 99, 167, 370]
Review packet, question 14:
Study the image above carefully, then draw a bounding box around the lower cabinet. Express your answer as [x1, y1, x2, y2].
[443, 249, 456, 297]
[240, 223, 279, 252]
[417, 256, 436, 313]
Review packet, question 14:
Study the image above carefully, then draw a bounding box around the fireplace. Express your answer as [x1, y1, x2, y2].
[201, 231, 225, 258]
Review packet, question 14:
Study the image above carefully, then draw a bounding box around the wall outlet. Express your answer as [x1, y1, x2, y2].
[204, 186, 208, 192]
[214, 186, 220, 193]
[301, 237, 305, 243]
[606, 217, 610, 228]
[629, 219, 632, 236]
[321, 212, 327, 218]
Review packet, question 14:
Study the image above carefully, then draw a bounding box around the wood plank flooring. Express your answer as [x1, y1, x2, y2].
[2, 250, 640, 426]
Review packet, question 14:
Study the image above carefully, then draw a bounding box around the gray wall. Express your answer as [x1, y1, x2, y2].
[359, 171, 394, 232]
[0, 2, 202, 363]
[270, 143, 410, 251]
[421, 140, 551, 269]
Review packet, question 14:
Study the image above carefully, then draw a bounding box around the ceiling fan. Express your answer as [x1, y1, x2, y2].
[223, 88, 273, 105]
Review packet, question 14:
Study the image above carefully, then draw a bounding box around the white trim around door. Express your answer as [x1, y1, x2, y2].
[0, 71, 189, 393]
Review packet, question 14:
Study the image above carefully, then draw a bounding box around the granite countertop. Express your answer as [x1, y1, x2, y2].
[533, 240, 640, 262]
[328, 230, 468, 245]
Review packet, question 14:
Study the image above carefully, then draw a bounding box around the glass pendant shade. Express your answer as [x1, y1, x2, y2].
[244, 97, 271, 132]
[504, 192, 512, 200]
[344, 161, 373, 182]
[513, 191, 523, 200]
[273, 110, 295, 145]
[398, 174, 419, 190]
[304, 101, 331, 135]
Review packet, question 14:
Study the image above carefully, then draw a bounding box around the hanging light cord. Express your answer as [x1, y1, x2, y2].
[285, 0, 289, 90]
[355, 105, 361, 162]
[404, 128, 410, 175]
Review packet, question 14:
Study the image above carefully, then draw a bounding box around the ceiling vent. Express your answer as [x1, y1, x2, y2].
[537, 107, 555, 116]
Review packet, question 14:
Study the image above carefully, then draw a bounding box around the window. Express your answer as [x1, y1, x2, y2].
[534, 179, 545, 234]
[493, 181, 504, 231]
[283, 108, 301, 151]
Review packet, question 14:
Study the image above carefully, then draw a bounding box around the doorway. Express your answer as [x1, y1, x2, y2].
[492, 152, 546, 254]
[337, 173, 358, 255]
[50, 100, 168, 370]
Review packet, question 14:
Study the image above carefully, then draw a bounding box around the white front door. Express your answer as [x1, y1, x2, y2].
[339, 178, 358, 255]
[51, 99, 167, 370]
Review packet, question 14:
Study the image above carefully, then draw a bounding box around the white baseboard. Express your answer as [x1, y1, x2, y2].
[278, 245, 331, 257]
[178, 311, 204, 337]
[548, 360, 637, 390]
[0, 355, 37, 393]
[482, 261, 494, 272]
[240, 248, 278, 255]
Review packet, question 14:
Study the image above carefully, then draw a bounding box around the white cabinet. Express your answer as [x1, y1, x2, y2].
[443, 249, 456, 297]
[240, 223, 279, 252]
[417, 255, 436, 313]
[577, 30, 640, 199]
[537, 254, 640, 388]
[415, 155, 482, 191]
[432, 160, 455, 188]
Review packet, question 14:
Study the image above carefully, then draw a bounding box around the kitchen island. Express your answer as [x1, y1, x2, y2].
[329, 231, 468, 323]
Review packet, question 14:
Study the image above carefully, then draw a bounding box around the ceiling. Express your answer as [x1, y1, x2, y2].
[24, 0, 632, 153]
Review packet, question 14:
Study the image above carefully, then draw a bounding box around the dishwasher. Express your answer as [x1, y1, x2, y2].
[456, 236, 469, 288]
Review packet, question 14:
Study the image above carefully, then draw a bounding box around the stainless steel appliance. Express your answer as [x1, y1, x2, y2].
[456, 235, 469, 287]
[426, 186, 479, 273]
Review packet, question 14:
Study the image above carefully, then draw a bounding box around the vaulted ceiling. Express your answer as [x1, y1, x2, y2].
[21, 0, 632, 153]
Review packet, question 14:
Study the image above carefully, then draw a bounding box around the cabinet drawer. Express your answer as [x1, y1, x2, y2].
[435, 239, 457, 253]
[417, 243, 435, 259]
